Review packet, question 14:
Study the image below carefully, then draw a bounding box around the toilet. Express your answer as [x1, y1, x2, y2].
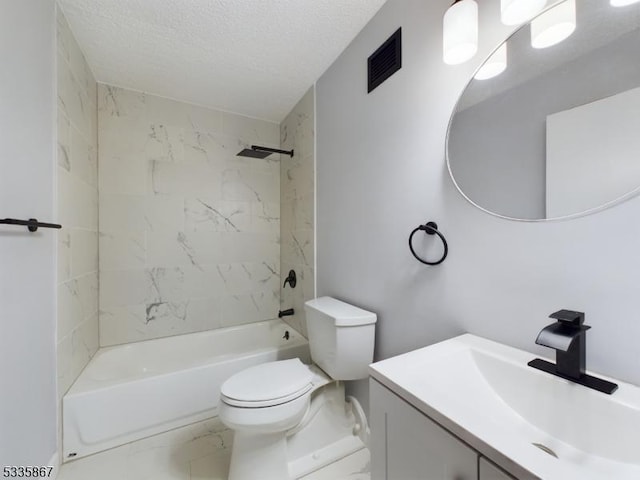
[219, 296, 377, 480]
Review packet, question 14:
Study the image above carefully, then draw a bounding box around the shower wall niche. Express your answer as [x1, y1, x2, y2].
[98, 86, 281, 346]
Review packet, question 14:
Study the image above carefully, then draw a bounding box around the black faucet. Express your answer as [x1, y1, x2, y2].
[528, 310, 618, 394]
[278, 308, 294, 318]
[536, 310, 589, 379]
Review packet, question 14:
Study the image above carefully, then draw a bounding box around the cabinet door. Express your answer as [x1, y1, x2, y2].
[479, 457, 516, 480]
[370, 379, 478, 480]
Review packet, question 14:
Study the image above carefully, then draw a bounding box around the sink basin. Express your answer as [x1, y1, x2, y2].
[369, 334, 640, 480]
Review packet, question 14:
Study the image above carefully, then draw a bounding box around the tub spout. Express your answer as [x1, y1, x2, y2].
[278, 308, 294, 318]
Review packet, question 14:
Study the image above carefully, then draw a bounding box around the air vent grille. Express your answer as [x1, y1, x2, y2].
[368, 28, 402, 93]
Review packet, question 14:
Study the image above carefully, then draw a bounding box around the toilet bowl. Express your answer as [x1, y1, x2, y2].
[219, 297, 377, 480]
[219, 358, 317, 434]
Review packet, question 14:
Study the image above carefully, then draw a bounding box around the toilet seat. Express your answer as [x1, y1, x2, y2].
[221, 358, 313, 408]
[222, 384, 313, 408]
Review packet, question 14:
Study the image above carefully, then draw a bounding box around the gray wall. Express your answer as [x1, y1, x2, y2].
[316, 0, 640, 413]
[0, 0, 57, 466]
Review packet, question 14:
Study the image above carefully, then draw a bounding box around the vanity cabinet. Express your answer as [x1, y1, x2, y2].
[370, 379, 478, 480]
[371, 379, 519, 480]
[479, 458, 516, 480]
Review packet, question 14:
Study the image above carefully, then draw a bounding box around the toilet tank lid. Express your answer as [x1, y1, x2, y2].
[304, 297, 377, 326]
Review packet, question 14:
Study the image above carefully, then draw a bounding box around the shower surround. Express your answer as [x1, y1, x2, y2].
[98, 86, 281, 346]
[56, 8, 99, 401]
[280, 88, 315, 337]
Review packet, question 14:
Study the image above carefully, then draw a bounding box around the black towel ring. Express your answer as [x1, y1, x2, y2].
[409, 221, 449, 266]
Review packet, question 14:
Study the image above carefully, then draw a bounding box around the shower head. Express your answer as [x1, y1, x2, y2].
[236, 145, 294, 159]
[237, 148, 272, 159]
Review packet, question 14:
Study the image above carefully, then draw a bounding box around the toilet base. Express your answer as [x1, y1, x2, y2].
[287, 383, 367, 478]
[227, 382, 368, 480]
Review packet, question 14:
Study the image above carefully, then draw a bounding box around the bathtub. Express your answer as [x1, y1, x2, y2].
[63, 319, 309, 461]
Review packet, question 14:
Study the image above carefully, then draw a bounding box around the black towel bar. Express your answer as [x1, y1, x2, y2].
[0, 218, 62, 232]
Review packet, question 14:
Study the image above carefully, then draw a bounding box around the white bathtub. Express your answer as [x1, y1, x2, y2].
[63, 319, 309, 461]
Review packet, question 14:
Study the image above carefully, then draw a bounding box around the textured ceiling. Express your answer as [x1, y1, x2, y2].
[58, 0, 388, 122]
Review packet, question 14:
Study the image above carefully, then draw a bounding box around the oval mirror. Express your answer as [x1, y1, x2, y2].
[447, 0, 640, 221]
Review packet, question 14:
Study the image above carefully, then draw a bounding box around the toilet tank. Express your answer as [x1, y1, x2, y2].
[304, 297, 377, 380]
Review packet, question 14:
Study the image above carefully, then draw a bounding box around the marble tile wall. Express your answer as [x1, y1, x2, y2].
[98, 85, 281, 345]
[56, 7, 99, 400]
[280, 88, 315, 337]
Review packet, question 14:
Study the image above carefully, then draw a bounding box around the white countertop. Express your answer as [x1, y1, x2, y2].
[369, 334, 640, 480]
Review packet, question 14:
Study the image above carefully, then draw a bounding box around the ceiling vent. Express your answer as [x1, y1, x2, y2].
[368, 28, 402, 93]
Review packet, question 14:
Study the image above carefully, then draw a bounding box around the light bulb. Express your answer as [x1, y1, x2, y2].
[501, 0, 547, 25]
[531, 0, 576, 49]
[611, 0, 640, 6]
[474, 44, 508, 80]
[443, 0, 478, 65]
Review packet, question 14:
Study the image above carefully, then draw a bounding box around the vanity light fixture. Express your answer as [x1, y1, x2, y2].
[531, 0, 576, 49]
[474, 44, 507, 80]
[443, 0, 478, 65]
[611, 0, 640, 6]
[501, 0, 546, 26]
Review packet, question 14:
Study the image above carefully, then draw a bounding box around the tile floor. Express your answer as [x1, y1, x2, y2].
[57, 418, 370, 480]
